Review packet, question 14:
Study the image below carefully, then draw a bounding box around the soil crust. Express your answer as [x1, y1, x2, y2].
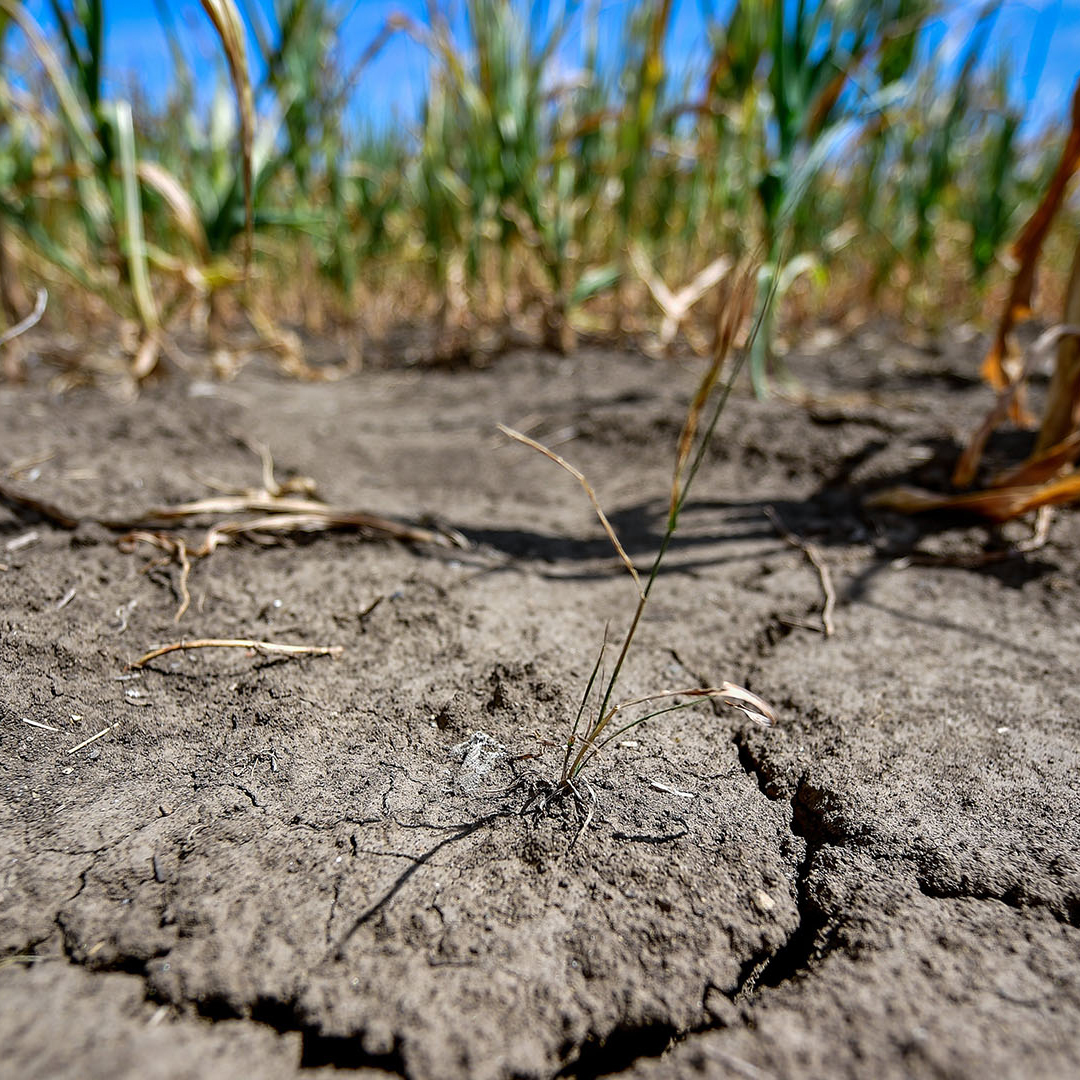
[2, 324, 1078, 1079]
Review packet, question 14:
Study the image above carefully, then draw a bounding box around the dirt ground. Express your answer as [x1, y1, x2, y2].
[1, 323, 1078, 1080]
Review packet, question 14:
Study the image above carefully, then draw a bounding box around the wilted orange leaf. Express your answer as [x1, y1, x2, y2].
[1034, 255, 1080, 455]
[982, 77, 1080, 395]
[991, 429, 1080, 488]
[869, 471, 1080, 523]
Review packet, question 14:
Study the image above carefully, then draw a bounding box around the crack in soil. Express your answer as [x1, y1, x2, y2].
[39, 925, 414, 1075]
[24, 699, 1062, 1080]
[332, 806, 517, 961]
[915, 876, 1080, 929]
[744, 778, 838, 995]
[195, 994, 411, 1075]
[722, 740, 841, 1003]
[752, 614, 798, 659]
[556, 737, 849, 1079]
[556, 1022, 680, 1079]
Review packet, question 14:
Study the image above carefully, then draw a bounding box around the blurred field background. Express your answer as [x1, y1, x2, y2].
[0, 0, 1077, 387]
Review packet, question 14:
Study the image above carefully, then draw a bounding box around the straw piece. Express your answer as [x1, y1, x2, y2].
[498, 424, 642, 594]
[129, 638, 344, 669]
[764, 506, 836, 637]
[21, 717, 60, 732]
[68, 722, 120, 754]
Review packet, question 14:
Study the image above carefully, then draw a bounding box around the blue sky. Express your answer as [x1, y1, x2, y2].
[17, 0, 1080, 135]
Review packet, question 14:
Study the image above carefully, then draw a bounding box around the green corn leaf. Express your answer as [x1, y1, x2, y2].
[113, 100, 159, 332]
[571, 264, 621, 306]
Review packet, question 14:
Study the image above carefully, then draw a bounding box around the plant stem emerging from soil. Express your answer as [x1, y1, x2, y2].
[505, 256, 782, 790]
[561, 260, 781, 783]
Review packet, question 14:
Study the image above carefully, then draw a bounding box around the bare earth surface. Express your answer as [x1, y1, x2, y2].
[1, 325, 1078, 1080]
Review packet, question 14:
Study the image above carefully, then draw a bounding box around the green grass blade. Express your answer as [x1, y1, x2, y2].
[113, 101, 159, 332]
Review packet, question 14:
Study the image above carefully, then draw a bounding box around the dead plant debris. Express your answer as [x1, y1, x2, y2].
[0, 442, 460, 620]
[764, 505, 836, 636]
[128, 638, 344, 669]
[0, 288, 47, 349]
[874, 83, 1080, 529]
[67, 722, 121, 754]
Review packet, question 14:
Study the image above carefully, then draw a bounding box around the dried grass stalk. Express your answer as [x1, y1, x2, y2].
[129, 638, 344, 669]
[670, 262, 757, 521]
[497, 423, 642, 594]
[981, 77, 1080, 397]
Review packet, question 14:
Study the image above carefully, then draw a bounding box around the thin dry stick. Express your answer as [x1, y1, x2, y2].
[68, 722, 121, 754]
[129, 638, 344, 669]
[764, 506, 835, 637]
[1018, 505, 1054, 552]
[21, 717, 60, 732]
[0, 288, 47, 348]
[497, 424, 642, 594]
[173, 538, 191, 621]
[120, 531, 193, 622]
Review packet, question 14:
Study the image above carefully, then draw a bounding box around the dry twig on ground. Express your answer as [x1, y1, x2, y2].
[129, 638, 344, 669]
[0, 442, 460, 620]
[764, 506, 835, 637]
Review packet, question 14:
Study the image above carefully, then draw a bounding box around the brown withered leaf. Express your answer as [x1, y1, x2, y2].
[670, 261, 756, 519]
[869, 471, 1080, 523]
[1034, 248, 1080, 454]
[990, 429, 1080, 489]
[981, 77, 1080, 396]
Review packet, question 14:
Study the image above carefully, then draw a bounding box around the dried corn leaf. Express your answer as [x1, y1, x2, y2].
[1035, 243, 1080, 455]
[953, 322, 1080, 487]
[137, 161, 210, 259]
[981, 77, 1080, 395]
[991, 429, 1080, 489]
[869, 471, 1080, 523]
[629, 243, 733, 349]
[670, 261, 756, 519]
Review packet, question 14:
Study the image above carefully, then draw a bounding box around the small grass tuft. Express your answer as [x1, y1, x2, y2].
[502, 255, 780, 803]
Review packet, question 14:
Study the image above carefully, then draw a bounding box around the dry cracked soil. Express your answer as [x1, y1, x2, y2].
[1, 323, 1078, 1080]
